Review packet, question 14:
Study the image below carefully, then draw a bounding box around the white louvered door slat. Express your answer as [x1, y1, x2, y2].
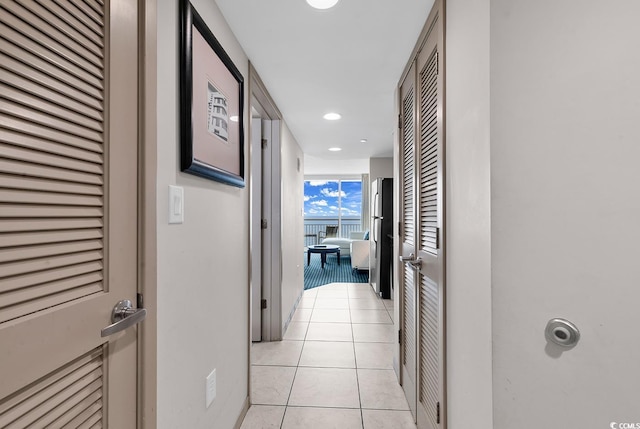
[0, 99, 104, 141]
[32, 0, 105, 47]
[0, 249, 103, 279]
[0, 61, 103, 118]
[0, 12, 105, 81]
[0, 116, 104, 153]
[0, 141, 103, 172]
[1, 83, 104, 132]
[0, 14, 103, 79]
[0, 175, 102, 196]
[0, 39, 105, 102]
[402, 88, 415, 247]
[0, 0, 140, 427]
[15, 0, 105, 56]
[0, 128, 104, 162]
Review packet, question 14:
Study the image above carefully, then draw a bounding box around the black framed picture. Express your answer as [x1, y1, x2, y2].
[180, 0, 245, 187]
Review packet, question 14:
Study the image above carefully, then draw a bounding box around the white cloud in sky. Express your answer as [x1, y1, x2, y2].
[311, 200, 328, 207]
[304, 195, 311, 202]
[320, 188, 346, 198]
[341, 207, 360, 216]
[308, 208, 319, 214]
[308, 180, 329, 186]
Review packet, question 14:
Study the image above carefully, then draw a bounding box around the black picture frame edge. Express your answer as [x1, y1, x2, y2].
[179, 0, 246, 188]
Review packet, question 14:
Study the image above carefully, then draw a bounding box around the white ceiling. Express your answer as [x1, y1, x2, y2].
[214, 0, 434, 160]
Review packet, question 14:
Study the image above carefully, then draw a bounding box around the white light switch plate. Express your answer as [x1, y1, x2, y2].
[168, 185, 184, 224]
[206, 369, 216, 408]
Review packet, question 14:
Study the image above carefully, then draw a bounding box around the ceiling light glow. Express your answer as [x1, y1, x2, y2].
[360, 139, 368, 143]
[229, 115, 239, 122]
[306, 0, 339, 10]
[323, 112, 341, 120]
[328, 147, 342, 152]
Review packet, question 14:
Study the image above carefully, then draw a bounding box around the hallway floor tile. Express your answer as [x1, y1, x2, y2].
[240, 282, 416, 429]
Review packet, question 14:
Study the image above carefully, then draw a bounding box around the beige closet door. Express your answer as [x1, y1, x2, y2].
[414, 3, 445, 428]
[399, 1, 445, 427]
[0, 1, 141, 427]
[399, 61, 418, 419]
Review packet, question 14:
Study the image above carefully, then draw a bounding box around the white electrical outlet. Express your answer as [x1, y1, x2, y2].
[205, 369, 216, 408]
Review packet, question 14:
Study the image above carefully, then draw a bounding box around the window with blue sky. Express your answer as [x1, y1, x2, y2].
[304, 180, 362, 218]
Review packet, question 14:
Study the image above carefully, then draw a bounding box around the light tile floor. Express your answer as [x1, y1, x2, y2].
[241, 282, 416, 429]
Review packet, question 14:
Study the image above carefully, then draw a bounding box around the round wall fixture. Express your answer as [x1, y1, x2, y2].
[306, 0, 339, 10]
[545, 318, 580, 348]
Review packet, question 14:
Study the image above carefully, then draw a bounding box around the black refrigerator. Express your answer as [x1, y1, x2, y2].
[370, 177, 393, 299]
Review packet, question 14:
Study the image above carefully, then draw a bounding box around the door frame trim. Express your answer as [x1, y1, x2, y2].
[247, 64, 284, 410]
[139, 0, 158, 427]
[248, 63, 284, 344]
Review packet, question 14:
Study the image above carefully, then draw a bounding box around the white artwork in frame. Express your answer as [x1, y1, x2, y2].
[206, 81, 229, 142]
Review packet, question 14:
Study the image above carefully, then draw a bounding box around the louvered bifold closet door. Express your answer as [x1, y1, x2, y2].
[415, 2, 445, 428]
[399, 62, 418, 418]
[418, 48, 440, 429]
[0, 1, 110, 426]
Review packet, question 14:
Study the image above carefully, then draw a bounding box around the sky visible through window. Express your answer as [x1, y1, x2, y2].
[304, 180, 362, 218]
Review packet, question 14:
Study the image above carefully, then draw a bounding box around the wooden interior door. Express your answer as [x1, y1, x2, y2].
[414, 3, 445, 428]
[399, 60, 418, 419]
[0, 1, 141, 427]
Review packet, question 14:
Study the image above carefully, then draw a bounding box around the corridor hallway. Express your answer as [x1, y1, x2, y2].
[240, 283, 416, 429]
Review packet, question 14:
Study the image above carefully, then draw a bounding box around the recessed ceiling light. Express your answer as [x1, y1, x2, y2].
[328, 147, 342, 152]
[360, 139, 368, 143]
[306, 0, 339, 10]
[229, 115, 239, 122]
[323, 112, 341, 120]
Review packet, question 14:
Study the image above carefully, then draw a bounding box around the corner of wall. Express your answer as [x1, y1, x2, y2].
[445, 0, 493, 426]
[280, 122, 305, 333]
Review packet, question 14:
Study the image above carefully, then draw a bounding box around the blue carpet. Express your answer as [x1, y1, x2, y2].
[304, 252, 369, 290]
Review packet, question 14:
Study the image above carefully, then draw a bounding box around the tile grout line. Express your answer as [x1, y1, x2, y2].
[294, 292, 319, 424]
[348, 284, 366, 429]
[279, 292, 316, 429]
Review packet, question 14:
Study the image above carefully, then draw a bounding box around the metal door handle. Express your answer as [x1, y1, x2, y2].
[408, 257, 422, 270]
[399, 254, 422, 270]
[399, 253, 415, 262]
[101, 299, 147, 337]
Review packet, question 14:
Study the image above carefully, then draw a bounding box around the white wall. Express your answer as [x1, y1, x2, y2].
[304, 154, 369, 175]
[445, 0, 493, 427]
[280, 124, 305, 330]
[369, 157, 393, 180]
[491, 0, 640, 427]
[156, 1, 249, 427]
